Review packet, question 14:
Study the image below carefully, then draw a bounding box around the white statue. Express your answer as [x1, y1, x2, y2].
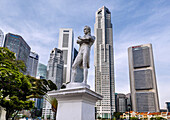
[71, 26, 95, 84]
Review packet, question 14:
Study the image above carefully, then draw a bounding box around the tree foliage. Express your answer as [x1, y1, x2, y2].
[150, 117, 166, 120]
[113, 112, 123, 119]
[130, 117, 138, 120]
[0, 47, 57, 120]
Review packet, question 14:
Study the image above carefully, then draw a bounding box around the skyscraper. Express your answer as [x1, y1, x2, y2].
[43, 48, 64, 119]
[26, 52, 40, 116]
[4, 33, 30, 69]
[27, 51, 39, 77]
[0, 29, 4, 47]
[115, 93, 127, 113]
[94, 6, 115, 119]
[115, 93, 132, 113]
[47, 48, 64, 89]
[58, 28, 74, 83]
[128, 43, 160, 112]
[36, 63, 47, 79]
[36, 63, 47, 118]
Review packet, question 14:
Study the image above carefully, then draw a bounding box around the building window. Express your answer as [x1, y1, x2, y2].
[62, 50, 68, 64]
[62, 34, 69, 47]
[63, 30, 69, 32]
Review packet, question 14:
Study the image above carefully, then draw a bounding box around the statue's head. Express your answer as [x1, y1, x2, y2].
[84, 26, 91, 35]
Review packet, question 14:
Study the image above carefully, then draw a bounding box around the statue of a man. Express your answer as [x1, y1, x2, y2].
[71, 26, 95, 84]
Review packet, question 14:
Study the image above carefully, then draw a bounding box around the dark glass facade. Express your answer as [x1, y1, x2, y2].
[132, 46, 150, 68]
[136, 92, 156, 112]
[62, 34, 69, 47]
[134, 69, 153, 90]
[36, 63, 47, 79]
[4, 33, 30, 68]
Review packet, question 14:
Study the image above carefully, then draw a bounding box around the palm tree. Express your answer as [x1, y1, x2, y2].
[44, 95, 58, 120]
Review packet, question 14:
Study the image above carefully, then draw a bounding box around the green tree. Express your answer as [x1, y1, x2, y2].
[0, 47, 57, 120]
[155, 117, 166, 120]
[130, 117, 138, 120]
[97, 116, 102, 119]
[26, 75, 57, 99]
[113, 112, 123, 119]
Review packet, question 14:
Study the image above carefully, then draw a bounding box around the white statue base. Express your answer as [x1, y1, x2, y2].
[0, 107, 6, 120]
[48, 83, 102, 120]
[67, 82, 90, 89]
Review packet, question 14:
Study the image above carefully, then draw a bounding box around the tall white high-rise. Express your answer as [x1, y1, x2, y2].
[58, 28, 74, 83]
[0, 29, 4, 47]
[128, 44, 160, 112]
[94, 6, 115, 119]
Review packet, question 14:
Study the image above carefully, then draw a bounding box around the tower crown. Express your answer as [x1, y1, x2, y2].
[97, 6, 111, 15]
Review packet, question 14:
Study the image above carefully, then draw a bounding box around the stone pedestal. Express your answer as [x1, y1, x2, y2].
[48, 83, 102, 120]
[0, 107, 6, 120]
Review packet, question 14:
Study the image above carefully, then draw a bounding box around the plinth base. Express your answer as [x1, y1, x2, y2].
[48, 85, 102, 120]
[66, 82, 90, 89]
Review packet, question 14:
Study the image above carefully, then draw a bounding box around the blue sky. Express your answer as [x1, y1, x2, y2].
[0, 0, 170, 109]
